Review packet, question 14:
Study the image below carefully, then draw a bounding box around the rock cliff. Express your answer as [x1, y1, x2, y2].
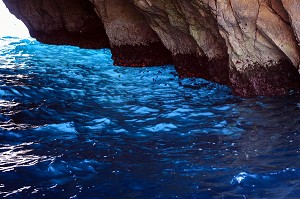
[3, 0, 300, 97]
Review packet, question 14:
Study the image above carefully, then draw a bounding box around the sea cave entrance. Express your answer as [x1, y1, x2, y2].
[0, 0, 29, 38]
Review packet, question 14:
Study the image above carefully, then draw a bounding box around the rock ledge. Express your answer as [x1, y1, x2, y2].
[4, 0, 300, 97]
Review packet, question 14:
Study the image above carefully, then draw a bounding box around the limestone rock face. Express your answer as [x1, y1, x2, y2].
[3, 0, 300, 96]
[3, 0, 110, 48]
[282, 1, 300, 46]
[134, 0, 300, 96]
[89, 0, 172, 66]
[134, 0, 230, 85]
[211, 0, 300, 96]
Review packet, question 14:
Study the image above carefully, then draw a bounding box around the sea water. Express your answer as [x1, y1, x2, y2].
[0, 36, 299, 198]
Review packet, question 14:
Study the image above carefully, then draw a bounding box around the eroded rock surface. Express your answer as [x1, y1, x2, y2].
[90, 0, 172, 66]
[214, 0, 300, 96]
[3, 0, 110, 48]
[282, 1, 300, 45]
[3, 0, 300, 96]
[134, 0, 230, 85]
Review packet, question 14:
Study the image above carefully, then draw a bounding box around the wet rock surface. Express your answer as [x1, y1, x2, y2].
[3, 0, 300, 96]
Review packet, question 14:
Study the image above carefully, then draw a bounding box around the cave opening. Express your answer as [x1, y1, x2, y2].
[0, 1, 300, 198]
[0, 0, 29, 37]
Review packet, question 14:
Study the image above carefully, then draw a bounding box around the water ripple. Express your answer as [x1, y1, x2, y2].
[0, 37, 299, 198]
[0, 142, 51, 172]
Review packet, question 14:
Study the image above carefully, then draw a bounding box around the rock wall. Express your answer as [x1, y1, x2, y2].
[3, 0, 110, 48]
[3, 0, 300, 97]
[89, 0, 172, 66]
[282, 1, 300, 44]
[212, 0, 300, 96]
[134, 0, 230, 85]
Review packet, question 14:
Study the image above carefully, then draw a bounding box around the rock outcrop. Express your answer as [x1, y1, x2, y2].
[3, 0, 300, 97]
[3, 0, 110, 48]
[282, 1, 300, 44]
[211, 0, 300, 96]
[89, 0, 172, 66]
[134, 0, 230, 85]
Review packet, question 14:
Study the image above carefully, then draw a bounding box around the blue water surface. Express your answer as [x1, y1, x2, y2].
[0, 37, 299, 198]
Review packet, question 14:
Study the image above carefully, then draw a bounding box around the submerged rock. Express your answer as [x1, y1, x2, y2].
[3, 0, 300, 96]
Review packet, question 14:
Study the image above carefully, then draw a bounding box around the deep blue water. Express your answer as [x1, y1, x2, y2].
[0, 37, 299, 199]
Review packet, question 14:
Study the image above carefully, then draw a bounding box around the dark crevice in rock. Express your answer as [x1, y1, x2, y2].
[110, 42, 173, 67]
[230, 59, 300, 97]
[173, 53, 230, 86]
[30, 28, 110, 49]
[208, 57, 231, 86]
[174, 53, 209, 78]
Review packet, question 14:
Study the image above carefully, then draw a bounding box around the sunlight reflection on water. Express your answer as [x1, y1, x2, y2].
[0, 142, 51, 172]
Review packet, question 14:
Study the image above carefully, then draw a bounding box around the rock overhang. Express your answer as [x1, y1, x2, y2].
[3, 0, 300, 97]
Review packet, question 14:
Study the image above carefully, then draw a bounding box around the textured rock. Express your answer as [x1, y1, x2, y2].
[213, 0, 300, 96]
[3, 0, 110, 48]
[135, 0, 300, 96]
[4, 0, 300, 96]
[89, 0, 172, 66]
[282, 1, 300, 45]
[134, 0, 230, 85]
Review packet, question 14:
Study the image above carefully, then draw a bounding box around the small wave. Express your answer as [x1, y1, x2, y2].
[132, 106, 159, 114]
[145, 123, 177, 132]
[85, 118, 111, 130]
[231, 168, 299, 187]
[35, 122, 77, 134]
